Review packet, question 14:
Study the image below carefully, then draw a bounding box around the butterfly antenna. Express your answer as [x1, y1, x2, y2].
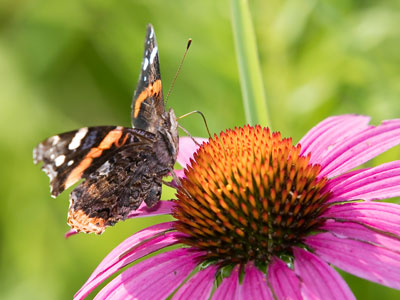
[165, 38, 192, 107]
[178, 110, 211, 138]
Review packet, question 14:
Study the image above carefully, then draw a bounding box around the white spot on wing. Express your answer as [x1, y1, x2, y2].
[149, 27, 154, 39]
[142, 58, 149, 70]
[45, 164, 57, 181]
[67, 160, 74, 166]
[55, 155, 66, 167]
[51, 135, 60, 146]
[149, 46, 158, 64]
[68, 127, 88, 150]
[97, 161, 111, 176]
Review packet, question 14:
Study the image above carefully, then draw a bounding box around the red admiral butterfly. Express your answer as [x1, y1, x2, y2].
[34, 24, 179, 234]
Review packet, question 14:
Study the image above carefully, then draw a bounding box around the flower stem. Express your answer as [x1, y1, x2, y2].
[231, 0, 270, 126]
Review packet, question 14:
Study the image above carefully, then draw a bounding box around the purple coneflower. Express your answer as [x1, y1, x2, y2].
[75, 115, 400, 299]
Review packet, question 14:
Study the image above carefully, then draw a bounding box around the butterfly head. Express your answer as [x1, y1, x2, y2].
[159, 108, 179, 161]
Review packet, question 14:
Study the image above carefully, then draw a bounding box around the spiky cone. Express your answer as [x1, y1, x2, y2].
[174, 126, 330, 267]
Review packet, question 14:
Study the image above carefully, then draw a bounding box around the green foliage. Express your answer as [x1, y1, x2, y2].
[0, 0, 399, 299]
[232, 0, 270, 126]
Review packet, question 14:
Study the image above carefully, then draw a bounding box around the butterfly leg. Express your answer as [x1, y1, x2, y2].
[162, 179, 178, 188]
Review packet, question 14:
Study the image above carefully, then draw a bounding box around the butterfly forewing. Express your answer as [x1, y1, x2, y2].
[33, 126, 154, 196]
[131, 24, 165, 133]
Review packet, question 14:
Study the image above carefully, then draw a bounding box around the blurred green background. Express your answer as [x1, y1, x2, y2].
[1, 0, 400, 299]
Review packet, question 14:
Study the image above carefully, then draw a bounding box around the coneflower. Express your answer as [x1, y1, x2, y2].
[76, 115, 400, 299]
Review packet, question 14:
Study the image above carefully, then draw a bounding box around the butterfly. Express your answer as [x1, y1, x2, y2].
[33, 24, 179, 234]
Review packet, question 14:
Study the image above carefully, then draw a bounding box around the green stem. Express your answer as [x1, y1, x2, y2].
[231, 0, 270, 126]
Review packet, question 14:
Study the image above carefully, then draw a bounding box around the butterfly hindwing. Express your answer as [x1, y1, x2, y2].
[131, 24, 164, 133]
[68, 142, 169, 234]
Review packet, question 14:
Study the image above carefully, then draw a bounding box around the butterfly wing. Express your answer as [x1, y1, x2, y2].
[33, 126, 154, 196]
[34, 126, 166, 233]
[68, 143, 169, 233]
[131, 24, 164, 133]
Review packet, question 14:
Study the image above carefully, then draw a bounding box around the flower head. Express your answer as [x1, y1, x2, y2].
[75, 115, 400, 300]
[174, 126, 329, 267]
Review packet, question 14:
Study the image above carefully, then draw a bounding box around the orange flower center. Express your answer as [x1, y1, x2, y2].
[174, 125, 329, 266]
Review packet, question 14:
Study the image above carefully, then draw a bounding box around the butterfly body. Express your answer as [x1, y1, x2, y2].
[34, 24, 178, 234]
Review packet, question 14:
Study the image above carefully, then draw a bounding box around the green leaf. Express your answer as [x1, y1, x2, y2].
[231, 0, 270, 126]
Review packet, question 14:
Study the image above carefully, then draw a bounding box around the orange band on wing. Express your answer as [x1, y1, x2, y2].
[134, 79, 162, 118]
[68, 208, 107, 234]
[64, 128, 124, 189]
[98, 129, 123, 149]
[115, 132, 129, 147]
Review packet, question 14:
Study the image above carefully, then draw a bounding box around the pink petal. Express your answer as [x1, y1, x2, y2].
[127, 200, 175, 218]
[322, 168, 367, 195]
[317, 118, 400, 178]
[305, 232, 400, 289]
[94, 248, 200, 300]
[321, 220, 400, 252]
[293, 247, 355, 300]
[77, 232, 180, 299]
[75, 222, 178, 300]
[324, 161, 400, 203]
[177, 136, 208, 168]
[299, 115, 371, 164]
[240, 263, 273, 300]
[268, 258, 302, 300]
[88, 221, 175, 280]
[65, 229, 78, 238]
[212, 266, 240, 300]
[174, 169, 185, 178]
[172, 265, 217, 300]
[320, 202, 400, 236]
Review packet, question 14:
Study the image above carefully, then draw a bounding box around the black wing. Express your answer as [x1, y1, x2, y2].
[131, 24, 164, 133]
[33, 126, 154, 197]
[68, 143, 170, 234]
